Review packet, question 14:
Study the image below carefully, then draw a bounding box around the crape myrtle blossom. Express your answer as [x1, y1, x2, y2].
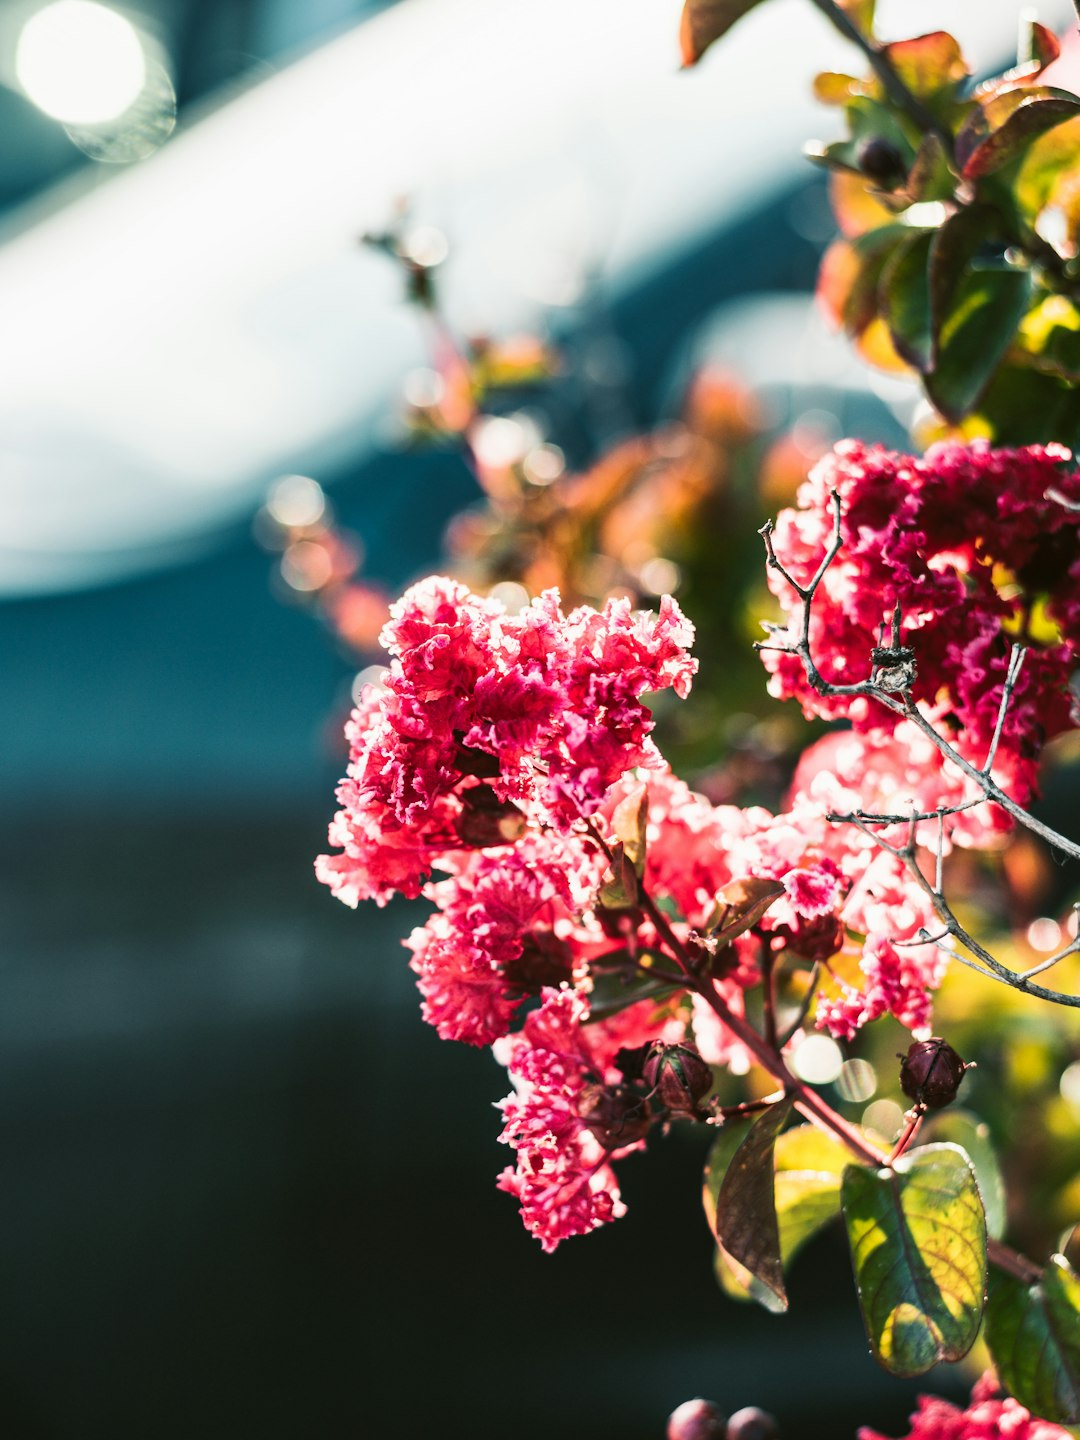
[316, 577, 950, 1247]
[315, 576, 696, 907]
[762, 440, 1080, 810]
[858, 1372, 1073, 1440]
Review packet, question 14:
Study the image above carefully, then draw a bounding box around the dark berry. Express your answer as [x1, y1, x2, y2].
[727, 1406, 779, 1440]
[667, 1398, 726, 1440]
[856, 136, 905, 184]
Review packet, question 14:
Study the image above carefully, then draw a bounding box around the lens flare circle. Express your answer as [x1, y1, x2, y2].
[16, 2, 147, 125]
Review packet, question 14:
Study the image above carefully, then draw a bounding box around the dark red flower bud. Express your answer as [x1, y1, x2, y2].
[453, 735, 501, 778]
[856, 136, 905, 184]
[667, 1398, 726, 1440]
[577, 1083, 652, 1148]
[643, 1042, 714, 1114]
[614, 1043, 652, 1083]
[503, 931, 575, 992]
[726, 1407, 779, 1440]
[770, 910, 845, 964]
[900, 1037, 970, 1110]
[456, 785, 527, 846]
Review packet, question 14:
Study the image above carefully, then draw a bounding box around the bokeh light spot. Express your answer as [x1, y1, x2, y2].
[17, 2, 147, 125]
[791, 1034, 843, 1085]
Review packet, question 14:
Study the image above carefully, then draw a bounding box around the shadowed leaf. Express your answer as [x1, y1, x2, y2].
[712, 1097, 795, 1306]
[705, 1121, 851, 1312]
[986, 1256, 1080, 1424]
[842, 1143, 987, 1377]
[880, 229, 934, 369]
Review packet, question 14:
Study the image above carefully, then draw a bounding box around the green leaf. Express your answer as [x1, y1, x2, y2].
[679, 0, 769, 65]
[880, 229, 934, 370]
[713, 1097, 795, 1307]
[985, 1256, 1080, 1425]
[842, 1143, 987, 1377]
[957, 89, 1080, 181]
[707, 876, 787, 945]
[920, 1111, 1006, 1240]
[927, 253, 1036, 420]
[976, 362, 1080, 449]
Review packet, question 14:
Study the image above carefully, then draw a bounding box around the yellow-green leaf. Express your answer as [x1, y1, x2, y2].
[920, 1111, 1006, 1240]
[842, 1143, 987, 1377]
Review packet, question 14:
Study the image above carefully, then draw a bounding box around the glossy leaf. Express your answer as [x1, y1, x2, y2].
[880, 229, 934, 370]
[985, 1256, 1080, 1424]
[926, 210, 1032, 421]
[957, 88, 1080, 180]
[707, 876, 786, 944]
[920, 1111, 1006, 1240]
[842, 1143, 987, 1377]
[713, 1097, 794, 1306]
[679, 0, 769, 65]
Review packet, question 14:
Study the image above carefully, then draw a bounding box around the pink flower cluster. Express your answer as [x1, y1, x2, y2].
[762, 440, 1080, 809]
[494, 989, 643, 1253]
[316, 576, 695, 907]
[859, 1374, 1072, 1440]
[316, 576, 951, 1248]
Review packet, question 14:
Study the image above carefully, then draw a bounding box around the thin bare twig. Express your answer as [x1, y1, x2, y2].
[758, 491, 1080, 1008]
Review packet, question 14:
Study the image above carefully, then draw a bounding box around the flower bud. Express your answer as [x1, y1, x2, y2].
[727, 1407, 779, 1440]
[456, 784, 527, 847]
[643, 1042, 714, 1114]
[578, 1083, 652, 1148]
[856, 136, 905, 184]
[504, 931, 575, 992]
[667, 1398, 726, 1440]
[770, 911, 845, 964]
[900, 1037, 969, 1110]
